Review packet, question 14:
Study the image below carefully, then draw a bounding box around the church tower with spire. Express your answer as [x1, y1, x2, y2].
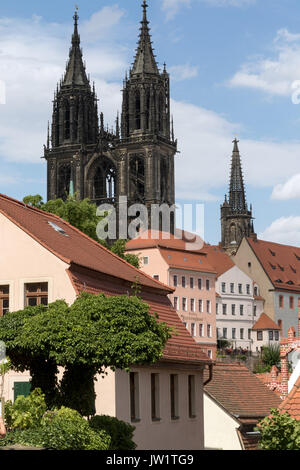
[44, 2, 177, 237]
[220, 139, 255, 254]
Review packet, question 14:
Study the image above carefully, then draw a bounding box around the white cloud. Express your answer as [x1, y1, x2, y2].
[259, 216, 300, 247]
[229, 28, 300, 97]
[169, 64, 199, 81]
[161, 0, 255, 20]
[272, 174, 300, 200]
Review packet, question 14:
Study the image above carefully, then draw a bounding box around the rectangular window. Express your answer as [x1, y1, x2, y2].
[190, 298, 195, 312]
[188, 375, 196, 419]
[198, 278, 202, 290]
[170, 374, 179, 420]
[207, 324, 212, 338]
[269, 331, 274, 341]
[198, 299, 203, 313]
[173, 275, 178, 287]
[143, 257, 149, 266]
[182, 276, 186, 288]
[240, 328, 244, 340]
[190, 277, 194, 289]
[279, 295, 284, 308]
[25, 282, 48, 307]
[240, 305, 244, 316]
[248, 329, 251, 340]
[257, 331, 263, 341]
[206, 279, 210, 291]
[182, 298, 187, 311]
[216, 303, 219, 315]
[246, 284, 250, 295]
[253, 305, 257, 317]
[153, 275, 160, 281]
[206, 300, 211, 313]
[173, 297, 179, 310]
[0, 285, 9, 317]
[199, 324, 204, 337]
[191, 323, 195, 337]
[223, 328, 227, 339]
[222, 304, 227, 315]
[289, 297, 294, 309]
[238, 284, 242, 294]
[232, 304, 236, 316]
[151, 374, 160, 421]
[221, 282, 226, 293]
[230, 283, 234, 293]
[275, 331, 279, 341]
[232, 328, 236, 339]
[130, 372, 140, 422]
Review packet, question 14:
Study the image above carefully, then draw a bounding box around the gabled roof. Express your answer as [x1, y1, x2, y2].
[278, 376, 300, 420]
[204, 362, 282, 419]
[252, 313, 281, 331]
[202, 244, 235, 277]
[0, 194, 172, 295]
[246, 237, 300, 292]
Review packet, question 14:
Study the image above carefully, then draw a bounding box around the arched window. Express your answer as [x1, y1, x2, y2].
[160, 158, 168, 202]
[130, 155, 145, 202]
[58, 163, 71, 200]
[93, 160, 116, 200]
[158, 92, 164, 132]
[135, 91, 141, 130]
[64, 101, 70, 140]
[145, 90, 150, 130]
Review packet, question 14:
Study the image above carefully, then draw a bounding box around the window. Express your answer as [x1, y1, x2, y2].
[191, 299, 195, 312]
[221, 282, 226, 293]
[230, 283, 234, 293]
[240, 305, 244, 316]
[217, 328, 221, 339]
[206, 300, 211, 314]
[0, 285, 9, 316]
[143, 257, 149, 266]
[253, 305, 257, 317]
[222, 304, 227, 315]
[223, 328, 227, 339]
[275, 331, 279, 341]
[199, 324, 204, 337]
[269, 331, 274, 341]
[232, 328, 236, 339]
[232, 304, 236, 316]
[238, 284, 242, 294]
[153, 275, 160, 281]
[289, 297, 294, 309]
[198, 299, 203, 313]
[173, 275, 178, 287]
[240, 328, 244, 340]
[173, 297, 179, 310]
[254, 286, 258, 297]
[182, 276, 186, 288]
[279, 295, 284, 308]
[151, 374, 160, 421]
[182, 298, 187, 311]
[191, 323, 195, 337]
[246, 284, 250, 295]
[248, 329, 251, 340]
[170, 374, 179, 420]
[198, 278, 202, 290]
[14, 382, 31, 402]
[130, 372, 140, 422]
[190, 277, 194, 289]
[207, 324, 212, 338]
[188, 375, 196, 419]
[207, 350, 212, 359]
[25, 283, 48, 307]
[206, 279, 210, 291]
[257, 331, 263, 341]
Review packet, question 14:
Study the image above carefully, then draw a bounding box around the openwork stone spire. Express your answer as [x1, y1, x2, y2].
[131, 1, 159, 76]
[228, 138, 247, 213]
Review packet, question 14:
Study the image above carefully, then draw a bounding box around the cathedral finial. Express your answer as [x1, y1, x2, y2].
[142, 0, 148, 21]
[232, 136, 240, 153]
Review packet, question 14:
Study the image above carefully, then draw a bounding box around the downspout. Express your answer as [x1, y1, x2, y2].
[203, 363, 214, 386]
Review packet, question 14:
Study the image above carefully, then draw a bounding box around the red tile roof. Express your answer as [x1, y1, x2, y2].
[0, 194, 172, 295]
[247, 237, 300, 292]
[278, 376, 300, 420]
[204, 362, 282, 419]
[201, 244, 235, 277]
[252, 313, 281, 331]
[0, 194, 212, 366]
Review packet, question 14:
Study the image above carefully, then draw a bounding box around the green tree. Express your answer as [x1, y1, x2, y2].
[257, 408, 300, 450]
[0, 293, 171, 416]
[23, 195, 140, 267]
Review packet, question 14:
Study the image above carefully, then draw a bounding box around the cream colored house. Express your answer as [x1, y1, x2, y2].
[0, 194, 213, 450]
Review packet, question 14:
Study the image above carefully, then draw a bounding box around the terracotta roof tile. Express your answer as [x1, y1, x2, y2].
[252, 313, 281, 331]
[278, 376, 300, 420]
[204, 362, 282, 418]
[247, 238, 300, 292]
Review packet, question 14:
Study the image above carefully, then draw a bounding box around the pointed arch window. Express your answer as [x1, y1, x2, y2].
[64, 101, 70, 140]
[145, 90, 150, 130]
[135, 91, 141, 130]
[58, 163, 71, 200]
[130, 155, 145, 202]
[93, 160, 116, 200]
[158, 92, 164, 132]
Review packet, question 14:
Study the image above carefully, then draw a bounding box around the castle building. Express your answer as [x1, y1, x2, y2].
[220, 139, 255, 254]
[44, 2, 177, 236]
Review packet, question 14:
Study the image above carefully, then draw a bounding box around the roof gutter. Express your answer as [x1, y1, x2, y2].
[203, 363, 214, 386]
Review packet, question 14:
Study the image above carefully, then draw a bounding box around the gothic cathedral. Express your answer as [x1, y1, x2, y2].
[44, 2, 177, 236]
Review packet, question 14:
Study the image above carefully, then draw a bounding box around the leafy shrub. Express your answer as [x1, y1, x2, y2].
[89, 415, 136, 450]
[257, 408, 300, 450]
[5, 388, 47, 430]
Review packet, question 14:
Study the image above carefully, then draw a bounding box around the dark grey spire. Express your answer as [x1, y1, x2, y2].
[228, 138, 247, 213]
[63, 10, 89, 87]
[131, 1, 159, 76]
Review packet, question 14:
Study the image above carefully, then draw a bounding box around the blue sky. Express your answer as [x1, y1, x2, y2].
[2, 0, 300, 245]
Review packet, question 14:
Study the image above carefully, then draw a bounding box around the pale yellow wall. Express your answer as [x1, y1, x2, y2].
[126, 247, 170, 285]
[233, 238, 275, 321]
[114, 365, 205, 450]
[204, 393, 242, 450]
[94, 369, 116, 417]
